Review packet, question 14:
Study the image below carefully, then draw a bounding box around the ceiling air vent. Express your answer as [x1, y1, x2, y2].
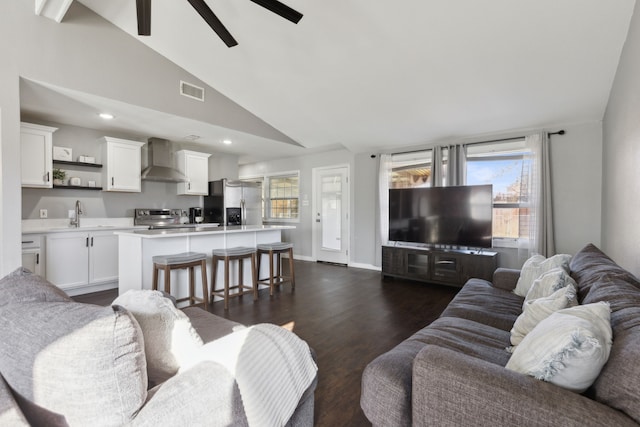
[180, 80, 205, 102]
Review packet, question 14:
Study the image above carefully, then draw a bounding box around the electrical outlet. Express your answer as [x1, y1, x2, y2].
[39, 209, 47, 219]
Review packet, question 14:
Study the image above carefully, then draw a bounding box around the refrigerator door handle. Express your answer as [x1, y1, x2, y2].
[240, 199, 245, 225]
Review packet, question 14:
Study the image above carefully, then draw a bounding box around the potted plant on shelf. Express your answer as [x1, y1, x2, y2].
[52, 168, 66, 186]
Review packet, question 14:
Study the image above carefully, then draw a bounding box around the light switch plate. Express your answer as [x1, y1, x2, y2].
[39, 209, 47, 219]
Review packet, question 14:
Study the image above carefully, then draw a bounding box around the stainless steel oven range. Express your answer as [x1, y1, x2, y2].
[134, 208, 192, 229]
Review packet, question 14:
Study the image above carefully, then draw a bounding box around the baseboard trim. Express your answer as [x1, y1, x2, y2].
[347, 262, 381, 271]
[293, 254, 315, 262]
[292, 254, 380, 271]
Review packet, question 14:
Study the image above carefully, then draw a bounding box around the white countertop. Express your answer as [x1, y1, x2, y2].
[22, 217, 143, 234]
[115, 224, 295, 239]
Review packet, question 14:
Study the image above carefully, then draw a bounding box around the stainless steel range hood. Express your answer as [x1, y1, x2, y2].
[141, 138, 187, 182]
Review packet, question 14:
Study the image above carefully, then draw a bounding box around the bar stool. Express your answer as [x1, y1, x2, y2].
[152, 252, 209, 310]
[211, 247, 258, 310]
[256, 242, 295, 296]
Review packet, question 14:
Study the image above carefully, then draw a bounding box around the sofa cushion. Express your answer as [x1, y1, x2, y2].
[569, 243, 640, 423]
[524, 267, 577, 304]
[361, 316, 511, 426]
[0, 267, 71, 306]
[440, 278, 523, 331]
[505, 302, 612, 393]
[514, 254, 572, 297]
[0, 301, 147, 426]
[510, 284, 578, 346]
[113, 290, 204, 386]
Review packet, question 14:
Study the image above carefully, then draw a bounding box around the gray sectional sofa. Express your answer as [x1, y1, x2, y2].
[0, 269, 316, 426]
[361, 243, 640, 426]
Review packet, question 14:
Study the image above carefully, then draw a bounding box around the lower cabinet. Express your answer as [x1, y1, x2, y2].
[46, 231, 119, 294]
[21, 234, 44, 276]
[382, 245, 498, 287]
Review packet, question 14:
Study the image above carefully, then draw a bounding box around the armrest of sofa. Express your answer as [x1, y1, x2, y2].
[130, 361, 248, 426]
[0, 375, 30, 426]
[412, 346, 637, 427]
[492, 268, 520, 291]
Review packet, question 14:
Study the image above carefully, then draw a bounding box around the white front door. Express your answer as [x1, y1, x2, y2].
[313, 166, 349, 264]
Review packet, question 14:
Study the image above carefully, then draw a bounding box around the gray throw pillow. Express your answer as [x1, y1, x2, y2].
[113, 290, 203, 386]
[0, 267, 71, 307]
[0, 301, 147, 426]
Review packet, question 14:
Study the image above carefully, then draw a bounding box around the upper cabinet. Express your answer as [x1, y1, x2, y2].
[20, 122, 58, 188]
[100, 137, 145, 192]
[176, 150, 211, 195]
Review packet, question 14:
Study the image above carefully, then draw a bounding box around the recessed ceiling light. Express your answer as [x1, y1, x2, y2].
[99, 113, 115, 120]
[223, 139, 232, 145]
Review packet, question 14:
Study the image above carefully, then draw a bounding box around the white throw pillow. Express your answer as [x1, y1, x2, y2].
[505, 302, 612, 393]
[514, 254, 572, 297]
[510, 284, 578, 346]
[524, 267, 578, 304]
[113, 290, 204, 385]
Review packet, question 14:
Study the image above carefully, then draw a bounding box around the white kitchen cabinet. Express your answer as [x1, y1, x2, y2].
[20, 122, 58, 188]
[101, 137, 145, 192]
[88, 231, 119, 284]
[22, 234, 44, 276]
[176, 150, 211, 195]
[46, 232, 89, 289]
[45, 230, 119, 292]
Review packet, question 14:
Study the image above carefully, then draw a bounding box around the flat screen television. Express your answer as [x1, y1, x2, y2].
[388, 184, 493, 248]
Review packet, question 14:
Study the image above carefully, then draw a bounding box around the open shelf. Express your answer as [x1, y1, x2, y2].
[53, 185, 103, 191]
[53, 160, 103, 168]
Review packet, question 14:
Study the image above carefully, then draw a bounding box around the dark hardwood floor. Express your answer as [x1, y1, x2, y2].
[75, 261, 459, 426]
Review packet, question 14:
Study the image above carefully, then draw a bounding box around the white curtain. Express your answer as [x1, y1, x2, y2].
[378, 154, 392, 245]
[519, 132, 555, 261]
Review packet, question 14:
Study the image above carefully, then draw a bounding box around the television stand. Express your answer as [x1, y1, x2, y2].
[381, 245, 498, 288]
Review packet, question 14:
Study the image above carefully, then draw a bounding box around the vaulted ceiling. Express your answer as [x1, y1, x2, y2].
[33, 0, 637, 162]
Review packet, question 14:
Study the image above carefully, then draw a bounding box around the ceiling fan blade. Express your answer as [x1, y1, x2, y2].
[136, 0, 151, 36]
[249, 0, 303, 24]
[186, 0, 238, 47]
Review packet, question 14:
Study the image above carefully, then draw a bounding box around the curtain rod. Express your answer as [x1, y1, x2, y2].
[469, 130, 566, 147]
[390, 129, 567, 156]
[548, 130, 566, 137]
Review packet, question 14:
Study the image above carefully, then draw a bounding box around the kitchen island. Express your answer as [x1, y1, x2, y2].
[116, 225, 294, 304]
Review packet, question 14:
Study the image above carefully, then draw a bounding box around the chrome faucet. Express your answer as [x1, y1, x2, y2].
[70, 200, 83, 228]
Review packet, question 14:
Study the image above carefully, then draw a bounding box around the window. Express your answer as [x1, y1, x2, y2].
[389, 150, 433, 189]
[465, 140, 532, 244]
[262, 172, 300, 222]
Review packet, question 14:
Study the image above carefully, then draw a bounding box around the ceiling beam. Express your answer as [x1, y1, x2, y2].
[35, 0, 74, 23]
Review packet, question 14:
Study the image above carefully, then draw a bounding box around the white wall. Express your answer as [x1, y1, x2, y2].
[602, 2, 640, 275]
[209, 155, 240, 181]
[550, 121, 603, 254]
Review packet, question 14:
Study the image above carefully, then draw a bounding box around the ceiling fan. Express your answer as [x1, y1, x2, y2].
[136, 0, 303, 47]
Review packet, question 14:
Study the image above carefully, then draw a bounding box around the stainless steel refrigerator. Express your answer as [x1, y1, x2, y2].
[203, 179, 262, 225]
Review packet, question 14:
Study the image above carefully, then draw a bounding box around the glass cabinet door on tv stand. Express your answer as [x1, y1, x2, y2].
[381, 245, 497, 288]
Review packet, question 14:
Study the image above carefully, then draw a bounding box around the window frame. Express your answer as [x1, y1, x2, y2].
[389, 149, 434, 189]
[242, 170, 300, 224]
[464, 141, 532, 248]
